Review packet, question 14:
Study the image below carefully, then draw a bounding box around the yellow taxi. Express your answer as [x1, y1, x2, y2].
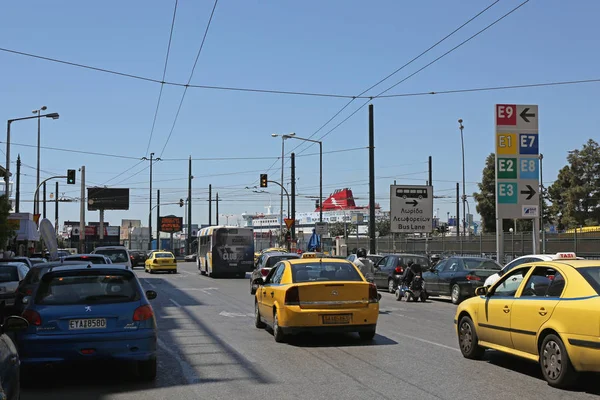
[300, 252, 327, 259]
[455, 258, 600, 388]
[252, 258, 379, 343]
[145, 251, 177, 274]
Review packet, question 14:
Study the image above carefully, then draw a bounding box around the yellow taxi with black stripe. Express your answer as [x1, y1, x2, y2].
[252, 258, 379, 342]
[455, 258, 600, 388]
[145, 251, 177, 274]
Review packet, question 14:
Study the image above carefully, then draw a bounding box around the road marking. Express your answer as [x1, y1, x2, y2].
[169, 299, 183, 308]
[157, 337, 201, 384]
[143, 280, 156, 289]
[180, 270, 195, 276]
[220, 311, 252, 318]
[387, 331, 460, 352]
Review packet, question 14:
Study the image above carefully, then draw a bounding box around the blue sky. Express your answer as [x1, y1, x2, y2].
[1, 0, 599, 230]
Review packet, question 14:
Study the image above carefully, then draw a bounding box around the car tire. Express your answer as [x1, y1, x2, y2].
[250, 280, 257, 295]
[387, 279, 396, 293]
[458, 315, 485, 360]
[138, 358, 157, 382]
[451, 284, 463, 305]
[273, 310, 285, 343]
[540, 334, 578, 388]
[254, 301, 266, 329]
[359, 327, 376, 341]
[395, 289, 402, 301]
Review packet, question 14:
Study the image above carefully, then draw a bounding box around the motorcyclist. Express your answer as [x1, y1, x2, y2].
[430, 254, 441, 267]
[400, 261, 423, 288]
[352, 248, 374, 282]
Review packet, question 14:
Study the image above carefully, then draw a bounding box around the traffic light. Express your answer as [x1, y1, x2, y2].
[315, 200, 319, 209]
[179, 198, 184, 207]
[67, 169, 76, 185]
[260, 174, 268, 188]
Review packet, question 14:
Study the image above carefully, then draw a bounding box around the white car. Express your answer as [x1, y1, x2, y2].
[91, 246, 132, 269]
[483, 252, 582, 287]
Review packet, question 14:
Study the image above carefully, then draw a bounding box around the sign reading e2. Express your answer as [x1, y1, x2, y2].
[496, 104, 517, 126]
[497, 157, 517, 179]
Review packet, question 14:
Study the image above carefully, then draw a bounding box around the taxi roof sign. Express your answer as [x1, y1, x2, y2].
[554, 252, 577, 259]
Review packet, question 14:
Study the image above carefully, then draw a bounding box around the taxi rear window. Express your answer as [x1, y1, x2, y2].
[291, 262, 362, 283]
[577, 267, 600, 294]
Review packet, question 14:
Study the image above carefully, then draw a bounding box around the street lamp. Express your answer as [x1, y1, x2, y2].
[5, 112, 60, 200]
[281, 134, 323, 223]
[141, 153, 161, 250]
[509, 227, 514, 259]
[221, 214, 234, 225]
[458, 119, 466, 239]
[271, 133, 295, 233]
[32, 105, 49, 214]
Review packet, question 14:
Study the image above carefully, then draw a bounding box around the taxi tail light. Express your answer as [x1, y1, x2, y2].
[466, 274, 481, 281]
[394, 266, 403, 274]
[153, 259, 158, 264]
[285, 286, 300, 305]
[23, 309, 42, 326]
[260, 268, 270, 277]
[368, 283, 379, 303]
[133, 305, 154, 322]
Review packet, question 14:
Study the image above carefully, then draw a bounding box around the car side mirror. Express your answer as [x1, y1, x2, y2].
[474, 286, 487, 296]
[252, 278, 264, 286]
[146, 290, 157, 300]
[22, 296, 31, 305]
[2, 316, 29, 333]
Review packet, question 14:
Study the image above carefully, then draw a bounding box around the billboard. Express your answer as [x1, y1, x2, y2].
[159, 216, 183, 233]
[87, 188, 130, 211]
[121, 219, 142, 240]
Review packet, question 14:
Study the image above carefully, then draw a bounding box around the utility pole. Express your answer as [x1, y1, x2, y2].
[216, 193, 219, 225]
[539, 153, 545, 253]
[79, 166, 85, 253]
[368, 104, 376, 255]
[43, 182, 47, 218]
[187, 156, 192, 255]
[15, 155, 21, 213]
[142, 152, 160, 250]
[156, 189, 160, 250]
[291, 152, 296, 241]
[428, 156, 432, 187]
[208, 184, 212, 226]
[456, 182, 461, 254]
[55, 181, 59, 235]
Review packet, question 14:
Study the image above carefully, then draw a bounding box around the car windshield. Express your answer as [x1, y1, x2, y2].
[266, 255, 299, 268]
[154, 253, 173, 258]
[94, 249, 128, 263]
[0, 266, 19, 282]
[65, 256, 106, 264]
[577, 267, 600, 295]
[36, 271, 139, 305]
[402, 256, 430, 267]
[28, 266, 51, 284]
[367, 255, 383, 264]
[291, 262, 363, 283]
[463, 259, 501, 270]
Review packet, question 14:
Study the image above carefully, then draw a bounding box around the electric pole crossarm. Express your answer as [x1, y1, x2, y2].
[267, 180, 290, 219]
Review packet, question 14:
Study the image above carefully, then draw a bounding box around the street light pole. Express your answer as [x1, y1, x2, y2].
[271, 133, 295, 234]
[33, 106, 48, 215]
[539, 153, 545, 253]
[459, 119, 466, 238]
[142, 153, 161, 250]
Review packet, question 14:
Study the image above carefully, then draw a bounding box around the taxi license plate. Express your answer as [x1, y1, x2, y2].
[322, 314, 351, 325]
[69, 318, 107, 330]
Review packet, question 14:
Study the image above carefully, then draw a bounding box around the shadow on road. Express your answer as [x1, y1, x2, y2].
[285, 332, 397, 348]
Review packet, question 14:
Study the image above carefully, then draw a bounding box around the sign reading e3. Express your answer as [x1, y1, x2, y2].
[497, 182, 517, 204]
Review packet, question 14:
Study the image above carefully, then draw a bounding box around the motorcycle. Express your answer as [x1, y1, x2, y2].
[395, 276, 428, 302]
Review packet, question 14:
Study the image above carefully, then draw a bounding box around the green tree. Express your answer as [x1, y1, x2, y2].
[548, 139, 600, 229]
[368, 216, 390, 237]
[329, 221, 356, 238]
[0, 195, 14, 248]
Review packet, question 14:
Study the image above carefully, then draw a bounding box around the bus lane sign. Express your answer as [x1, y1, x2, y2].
[390, 185, 433, 233]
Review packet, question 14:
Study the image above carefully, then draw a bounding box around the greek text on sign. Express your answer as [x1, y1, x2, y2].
[159, 216, 183, 232]
[390, 185, 433, 233]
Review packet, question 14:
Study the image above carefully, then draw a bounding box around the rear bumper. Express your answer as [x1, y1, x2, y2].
[18, 329, 157, 365]
[148, 263, 176, 270]
[0, 292, 16, 306]
[458, 281, 480, 298]
[281, 324, 376, 335]
[565, 334, 600, 372]
[278, 304, 379, 332]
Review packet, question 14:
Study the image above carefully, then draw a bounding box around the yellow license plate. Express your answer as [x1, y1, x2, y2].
[322, 314, 351, 325]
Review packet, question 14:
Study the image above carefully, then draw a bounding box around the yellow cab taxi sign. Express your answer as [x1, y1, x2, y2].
[301, 252, 326, 259]
[555, 252, 577, 259]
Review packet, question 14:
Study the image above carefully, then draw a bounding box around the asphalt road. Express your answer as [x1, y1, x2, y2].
[22, 262, 600, 400]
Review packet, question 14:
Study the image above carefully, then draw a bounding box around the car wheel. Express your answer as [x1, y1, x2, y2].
[387, 279, 396, 293]
[540, 334, 578, 388]
[451, 284, 463, 305]
[250, 280, 257, 295]
[138, 358, 157, 381]
[458, 316, 485, 359]
[395, 289, 402, 301]
[254, 302, 266, 329]
[359, 327, 376, 341]
[273, 310, 285, 343]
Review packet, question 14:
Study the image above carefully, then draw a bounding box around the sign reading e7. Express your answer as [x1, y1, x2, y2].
[496, 104, 517, 126]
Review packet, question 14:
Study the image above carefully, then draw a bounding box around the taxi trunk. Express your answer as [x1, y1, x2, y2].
[288, 282, 374, 309]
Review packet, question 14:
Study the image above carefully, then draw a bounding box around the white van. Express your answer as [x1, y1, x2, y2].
[91, 246, 132, 269]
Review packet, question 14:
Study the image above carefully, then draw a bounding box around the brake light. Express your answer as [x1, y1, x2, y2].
[285, 286, 300, 305]
[25, 288, 32, 295]
[466, 275, 481, 281]
[368, 283, 379, 303]
[260, 268, 270, 277]
[133, 305, 154, 322]
[22, 309, 41, 326]
[153, 259, 158, 264]
[394, 266, 403, 274]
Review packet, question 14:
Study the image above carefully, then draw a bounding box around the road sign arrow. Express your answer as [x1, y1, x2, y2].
[520, 185, 536, 200]
[519, 107, 536, 123]
[405, 200, 418, 207]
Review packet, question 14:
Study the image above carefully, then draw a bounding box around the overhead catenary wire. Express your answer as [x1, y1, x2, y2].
[158, 0, 219, 158]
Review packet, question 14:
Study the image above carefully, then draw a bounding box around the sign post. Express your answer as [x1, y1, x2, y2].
[389, 185, 434, 234]
[495, 104, 540, 262]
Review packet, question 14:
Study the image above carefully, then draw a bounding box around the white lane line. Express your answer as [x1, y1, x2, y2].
[180, 270, 195, 276]
[143, 280, 156, 289]
[169, 298, 183, 308]
[387, 331, 460, 352]
[157, 337, 200, 384]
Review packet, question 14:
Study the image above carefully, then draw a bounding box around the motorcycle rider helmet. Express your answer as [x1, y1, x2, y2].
[356, 248, 367, 258]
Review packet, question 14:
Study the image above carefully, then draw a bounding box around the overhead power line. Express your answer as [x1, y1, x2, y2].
[159, 0, 220, 157]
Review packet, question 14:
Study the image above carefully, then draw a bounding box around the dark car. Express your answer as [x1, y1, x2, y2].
[373, 254, 431, 292]
[250, 252, 300, 294]
[0, 316, 29, 400]
[28, 258, 48, 266]
[347, 254, 384, 266]
[421, 256, 502, 304]
[63, 254, 112, 264]
[0, 257, 33, 269]
[129, 251, 148, 268]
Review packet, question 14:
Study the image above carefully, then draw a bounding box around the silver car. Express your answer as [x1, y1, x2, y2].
[0, 263, 29, 308]
[250, 252, 300, 295]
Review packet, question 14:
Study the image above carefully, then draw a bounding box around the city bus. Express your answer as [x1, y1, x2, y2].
[196, 226, 254, 278]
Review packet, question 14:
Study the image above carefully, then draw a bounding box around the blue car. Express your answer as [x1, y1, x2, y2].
[18, 265, 158, 381]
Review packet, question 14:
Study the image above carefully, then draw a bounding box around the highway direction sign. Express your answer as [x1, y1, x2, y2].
[495, 104, 539, 219]
[390, 185, 433, 233]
